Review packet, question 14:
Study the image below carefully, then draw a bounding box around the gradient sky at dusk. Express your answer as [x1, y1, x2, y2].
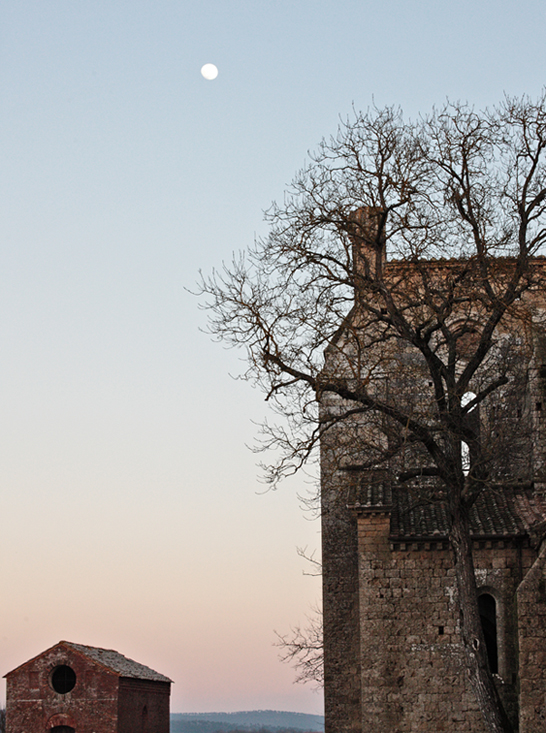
[1, 0, 546, 715]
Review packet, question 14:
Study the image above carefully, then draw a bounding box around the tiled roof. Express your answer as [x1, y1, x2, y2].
[64, 642, 172, 682]
[391, 491, 452, 538]
[389, 486, 546, 540]
[346, 471, 392, 510]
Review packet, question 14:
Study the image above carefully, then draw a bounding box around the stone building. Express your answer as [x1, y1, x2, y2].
[322, 473, 546, 733]
[320, 222, 546, 733]
[4, 640, 171, 733]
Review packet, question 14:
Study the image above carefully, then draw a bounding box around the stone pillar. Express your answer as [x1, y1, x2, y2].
[517, 542, 546, 733]
[321, 421, 362, 733]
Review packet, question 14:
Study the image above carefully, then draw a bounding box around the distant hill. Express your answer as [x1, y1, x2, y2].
[170, 710, 324, 733]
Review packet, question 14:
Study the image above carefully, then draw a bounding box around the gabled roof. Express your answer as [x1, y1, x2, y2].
[4, 641, 172, 682]
[65, 642, 172, 682]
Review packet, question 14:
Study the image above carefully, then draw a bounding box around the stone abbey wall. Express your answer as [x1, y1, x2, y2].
[517, 544, 546, 733]
[321, 460, 546, 733]
[320, 248, 546, 733]
[356, 511, 538, 732]
[321, 468, 361, 733]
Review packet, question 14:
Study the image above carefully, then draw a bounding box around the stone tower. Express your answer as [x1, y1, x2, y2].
[320, 229, 546, 732]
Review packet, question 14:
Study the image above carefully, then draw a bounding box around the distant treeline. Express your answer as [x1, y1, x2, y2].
[170, 710, 324, 733]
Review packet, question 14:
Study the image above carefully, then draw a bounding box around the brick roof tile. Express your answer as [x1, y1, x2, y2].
[63, 642, 172, 682]
[389, 486, 546, 540]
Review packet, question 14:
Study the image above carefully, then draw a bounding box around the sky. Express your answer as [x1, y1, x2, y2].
[1, 0, 546, 716]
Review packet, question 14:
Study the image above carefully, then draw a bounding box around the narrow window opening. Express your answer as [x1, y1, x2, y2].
[537, 402, 543, 411]
[461, 441, 470, 476]
[461, 392, 478, 477]
[462, 392, 476, 412]
[478, 593, 498, 674]
[438, 626, 444, 635]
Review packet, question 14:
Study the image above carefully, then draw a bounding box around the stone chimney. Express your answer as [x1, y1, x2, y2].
[348, 206, 386, 279]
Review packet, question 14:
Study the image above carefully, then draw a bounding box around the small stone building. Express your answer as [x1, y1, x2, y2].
[4, 640, 172, 733]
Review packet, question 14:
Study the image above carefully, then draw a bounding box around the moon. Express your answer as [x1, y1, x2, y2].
[201, 64, 218, 80]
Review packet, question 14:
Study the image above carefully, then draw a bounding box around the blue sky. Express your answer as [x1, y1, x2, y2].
[1, 0, 545, 715]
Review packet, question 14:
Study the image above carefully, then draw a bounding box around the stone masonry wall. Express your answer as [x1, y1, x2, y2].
[518, 542, 546, 733]
[319, 263, 546, 733]
[6, 645, 119, 733]
[321, 460, 362, 733]
[117, 678, 170, 733]
[357, 512, 537, 732]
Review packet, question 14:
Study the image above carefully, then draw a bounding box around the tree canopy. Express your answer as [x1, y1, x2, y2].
[201, 95, 546, 484]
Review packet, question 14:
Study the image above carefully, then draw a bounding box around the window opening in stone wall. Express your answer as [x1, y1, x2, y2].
[462, 392, 477, 412]
[51, 665, 77, 694]
[461, 392, 477, 477]
[50, 727, 75, 733]
[478, 593, 498, 673]
[461, 441, 470, 476]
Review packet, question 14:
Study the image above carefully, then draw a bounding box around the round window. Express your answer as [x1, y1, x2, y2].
[51, 665, 76, 694]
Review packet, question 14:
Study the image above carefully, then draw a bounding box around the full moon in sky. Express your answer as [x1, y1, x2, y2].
[201, 63, 218, 80]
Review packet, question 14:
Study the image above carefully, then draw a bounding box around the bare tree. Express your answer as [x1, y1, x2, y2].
[199, 94, 546, 733]
[275, 547, 323, 688]
[275, 604, 323, 687]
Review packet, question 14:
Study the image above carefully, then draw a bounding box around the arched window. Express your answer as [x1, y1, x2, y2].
[478, 593, 498, 673]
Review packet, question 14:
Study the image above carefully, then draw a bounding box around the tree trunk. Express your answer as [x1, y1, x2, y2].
[449, 506, 514, 733]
